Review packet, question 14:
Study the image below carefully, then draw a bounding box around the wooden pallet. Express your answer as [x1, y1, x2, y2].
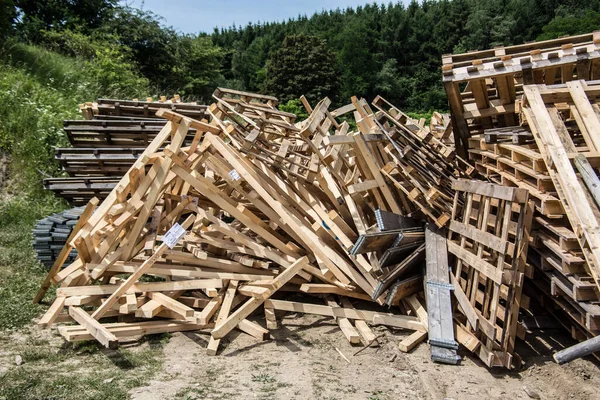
[469, 148, 564, 217]
[64, 119, 197, 148]
[43, 176, 120, 205]
[443, 31, 600, 157]
[81, 98, 208, 120]
[448, 179, 533, 368]
[523, 80, 600, 288]
[55, 148, 145, 176]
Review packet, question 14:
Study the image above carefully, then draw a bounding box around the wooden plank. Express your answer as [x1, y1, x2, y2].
[59, 320, 214, 341]
[452, 179, 528, 203]
[327, 298, 360, 344]
[148, 292, 195, 320]
[341, 298, 377, 346]
[58, 279, 224, 297]
[211, 257, 309, 339]
[425, 224, 459, 364]
[91, 215, 195, 319]
[398, 330, 428, 353]
[207, 280, 238, 355]
[68, 306, 118, 349]
[449, 220, 508, 254]
[38, 296, 66, 327]
[237, 319, 269, 340]
[567, 80, 600, 151]
[447, 241, 504, 284]
[265, 299, 425, 331]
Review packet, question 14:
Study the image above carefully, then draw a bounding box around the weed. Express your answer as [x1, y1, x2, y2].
[368, 390, 387, 400]
[252, 372, 276, 384]
[173, 386, 207, 400]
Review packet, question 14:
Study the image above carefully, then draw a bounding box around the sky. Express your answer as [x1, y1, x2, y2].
[121, 0, 401, 34]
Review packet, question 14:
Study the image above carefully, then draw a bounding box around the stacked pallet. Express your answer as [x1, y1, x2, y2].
[36, 88, 452, 356]
[44, 97, 206, 205]
[443, 31, 600, 158]
[444, 31, 600, 361]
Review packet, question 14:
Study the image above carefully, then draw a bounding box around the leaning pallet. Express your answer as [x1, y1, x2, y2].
[522, 80, 600, 288]
[448, 179, 533, 368]
[36, 89, 432, 355]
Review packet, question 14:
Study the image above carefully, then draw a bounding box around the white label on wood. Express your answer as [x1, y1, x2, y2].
[163, 223, 186, 249]
[229, 169, 241, 181]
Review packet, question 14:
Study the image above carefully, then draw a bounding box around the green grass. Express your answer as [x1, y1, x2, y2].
[0, 40, 160, 400]
[0, 194, 65, 330]
[0, 335, 168, 400]
[0, 41, 148, 194]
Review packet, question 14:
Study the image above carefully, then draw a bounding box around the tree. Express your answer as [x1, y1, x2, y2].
[538, 7, 600, 40]
[264, 34, 339, 104]
[15, 0, 117, 41]
[0, 0, 16, 40]
[170, 35, 224, 101]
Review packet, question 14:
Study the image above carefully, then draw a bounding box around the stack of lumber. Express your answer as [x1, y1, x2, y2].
[35, 88, 443, 356]
[32, 207, 84, 268]
[44, 97, 205, 205]
[444, 31, 600, 363]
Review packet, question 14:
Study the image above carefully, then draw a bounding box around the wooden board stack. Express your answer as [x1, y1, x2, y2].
[45, 97, 205, 205]
[35, 88, 445, 356]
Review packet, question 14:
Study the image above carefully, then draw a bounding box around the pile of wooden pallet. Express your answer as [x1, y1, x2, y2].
[35, 31, 600, 368]
[36, 88, 461, 356]
[33, 85, 541, 367]
[444, 31, 600, 364]
[44, 97, 205, 205]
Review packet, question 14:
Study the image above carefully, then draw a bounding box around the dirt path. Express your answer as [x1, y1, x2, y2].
[130, 313, 600, 400]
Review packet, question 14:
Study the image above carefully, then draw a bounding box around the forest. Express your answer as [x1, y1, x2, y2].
[2, 0, 600, 111]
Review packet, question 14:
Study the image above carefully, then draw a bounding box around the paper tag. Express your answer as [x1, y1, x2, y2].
[163, 223, 186, 248]
[229, 169, 241, 181]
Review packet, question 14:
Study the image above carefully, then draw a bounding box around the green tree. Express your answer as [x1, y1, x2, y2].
[264, 34, 339, 104]
[0, 0, 16, 41]
[538, 7, 600, 40]
[170, 35, 224, 100]
[15, 0, 117, 41]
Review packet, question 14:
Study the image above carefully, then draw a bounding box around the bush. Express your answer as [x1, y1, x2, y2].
[279, 99, 310, 121]
[0, 41, 149, 196]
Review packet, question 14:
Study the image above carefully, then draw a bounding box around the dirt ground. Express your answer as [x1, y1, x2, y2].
[128, 311, 600, 400]
[2, 307, 600, 399]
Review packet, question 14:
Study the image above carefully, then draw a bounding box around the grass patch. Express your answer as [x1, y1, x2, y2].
[0, 335, 168, 400]
[173, 386, 207, 400]
[252, 372, 277, 384]
[0, 194, 66, 330]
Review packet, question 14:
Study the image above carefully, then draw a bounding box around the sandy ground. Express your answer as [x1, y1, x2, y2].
[127, 311, 600, 400]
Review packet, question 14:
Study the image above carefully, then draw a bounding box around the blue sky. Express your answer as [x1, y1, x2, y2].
[121, 1, 402, 34]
